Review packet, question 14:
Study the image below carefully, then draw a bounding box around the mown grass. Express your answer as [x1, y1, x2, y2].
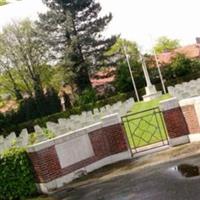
[123, 94, 171, 149]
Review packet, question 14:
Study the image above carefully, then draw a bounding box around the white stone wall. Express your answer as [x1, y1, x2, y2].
[168, 78, 200, 100]
[55, 133, 94, 168]
[0, 98, 135, 154]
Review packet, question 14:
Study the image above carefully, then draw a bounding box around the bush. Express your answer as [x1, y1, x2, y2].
[0, 147, 37, 200]
[78, 88, 97, 105]
[17, 87, 62, 123]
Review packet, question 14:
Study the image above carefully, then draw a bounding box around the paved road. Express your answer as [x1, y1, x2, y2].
[54, 154, 200, 200]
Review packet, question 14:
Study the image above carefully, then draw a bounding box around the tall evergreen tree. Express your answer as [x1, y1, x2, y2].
[37, 0, 116, 92]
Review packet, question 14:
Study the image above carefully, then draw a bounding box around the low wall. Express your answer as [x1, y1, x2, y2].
[160, 96, 200, 146]
[0, 98, 134, 154]
[27, 113, 132, 194]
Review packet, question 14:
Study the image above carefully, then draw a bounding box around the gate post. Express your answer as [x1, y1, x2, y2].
[160, 98, 190, 146]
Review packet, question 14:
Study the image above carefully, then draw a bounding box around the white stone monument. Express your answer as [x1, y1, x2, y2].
[141, 55, 161, 102]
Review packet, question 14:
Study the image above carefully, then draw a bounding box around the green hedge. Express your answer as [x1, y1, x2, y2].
[0, 147, 37, 200]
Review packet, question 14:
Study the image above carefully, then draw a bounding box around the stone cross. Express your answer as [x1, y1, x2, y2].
[140, 54, 152, 87]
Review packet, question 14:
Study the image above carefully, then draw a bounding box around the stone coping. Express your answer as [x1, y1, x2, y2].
[159, 97, 179, 111]
[179, 96, 200, 107]
[28, 113, 121, 153]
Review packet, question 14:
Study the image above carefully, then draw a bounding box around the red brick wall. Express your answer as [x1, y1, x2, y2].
[28, 146, 61, 183]
[102, 124, 128, 154]
[163, 107, 189, 138]
[28, 123, 129, 184]
[181, 105, 200, 134]
[89, 129, 110, 158]
[163, 105, 200, 139]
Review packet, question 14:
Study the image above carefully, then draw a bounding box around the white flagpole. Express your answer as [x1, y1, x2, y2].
[149, 35, 167, 94]
[153, 47, 167, 94]
[122, 43, 140, 102]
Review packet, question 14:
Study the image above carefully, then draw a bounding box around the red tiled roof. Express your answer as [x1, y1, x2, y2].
[157, 52, 173, 64]
[91, 67, 116, 79]
[90, 67, 116, 87]
[157, 44, 200, 65]
[91, 76, 115, 87]
[175, 44, 200, 58]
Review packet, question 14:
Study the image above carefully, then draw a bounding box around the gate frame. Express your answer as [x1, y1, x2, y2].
[121, 107, 169, 154]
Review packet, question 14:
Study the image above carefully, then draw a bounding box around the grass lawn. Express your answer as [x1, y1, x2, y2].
[131, 94, 171, 113]
[122, 94, 171, 149]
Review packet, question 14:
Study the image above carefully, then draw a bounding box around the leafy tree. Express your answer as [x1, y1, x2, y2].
[109, 38, 143, 94]
[154, 36, 180, 53]
[160, 53, 200, 86]
[115, 60, 144, 93]
[0, 20, 50, 98]
[37, 0, 116, 92]
[0, 41, 23, 99]
[0, 20, 64, 121]
[168, 54, 192, 77]
[106, 37, 140, 62]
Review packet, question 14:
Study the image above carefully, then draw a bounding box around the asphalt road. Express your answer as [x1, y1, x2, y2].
[54, 154, 200, 200]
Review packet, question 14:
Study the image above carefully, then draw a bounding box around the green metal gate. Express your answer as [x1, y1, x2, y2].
[122, 107, 169, 153]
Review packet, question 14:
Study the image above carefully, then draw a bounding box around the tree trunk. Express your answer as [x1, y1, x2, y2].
[75, 63, 91, 92]
[7, 70, 23, 100]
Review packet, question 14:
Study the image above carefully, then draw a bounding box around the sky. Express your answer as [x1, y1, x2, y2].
[0, 0, 200, 52]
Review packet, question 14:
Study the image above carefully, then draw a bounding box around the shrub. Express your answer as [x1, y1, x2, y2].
[17, 87, 62, 123]
[29, 132, 37, 145]
[42, 128, 55, 139]
[78, 88, 97, 105]
[0, 147, 37, 200]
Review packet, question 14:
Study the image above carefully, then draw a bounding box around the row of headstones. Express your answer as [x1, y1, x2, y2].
[0, 129, 29, 154]
[46, 97, 134, 135]
[0, 98, 135, 154]
[168, 78, 200, 100]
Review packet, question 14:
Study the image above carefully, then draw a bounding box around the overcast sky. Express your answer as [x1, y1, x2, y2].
[1, 0, 200, 52]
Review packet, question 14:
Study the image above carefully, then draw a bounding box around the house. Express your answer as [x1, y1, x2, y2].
[90, 67, 116, 94]
[155, 38, 200, 66]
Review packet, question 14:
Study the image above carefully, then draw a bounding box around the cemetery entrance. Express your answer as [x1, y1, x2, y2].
[122, 107, 169, 153]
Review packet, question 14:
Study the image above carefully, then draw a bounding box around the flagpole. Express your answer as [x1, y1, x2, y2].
[153, 47, 167, 94]
[149, 35, 167, 94]
[122, 43, 140, 102]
